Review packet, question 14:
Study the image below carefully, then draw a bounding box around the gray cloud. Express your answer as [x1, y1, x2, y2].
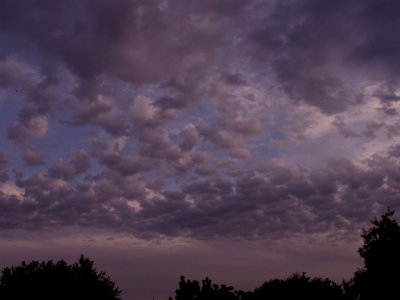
[1, 0, 400, 245]
[70, 96, 129, 137]
[89, 138, 154, 177]
[7, 107, 48, 145]
[48, 150, 92, 181]
[0, 0, 226, 88]
[363, 121, 384, 138]
[196, 119, 242, 150]
[179, 123, 199, 152]
[248, 0, 400, 114]
[0, 150, 396, 241]
[373, 84, 400, 115]
[223, 73, 247, 86]
[0, 151, 12, 169]
[23, 148, 45, 166]
[388, 144, 400, 158]
[333, 116, 359, 138]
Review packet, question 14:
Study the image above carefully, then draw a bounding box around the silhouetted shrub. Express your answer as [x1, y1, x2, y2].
[0, 255, 121, 300]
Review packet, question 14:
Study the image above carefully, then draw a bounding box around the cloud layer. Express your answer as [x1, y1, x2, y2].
[1, 0, 400, 242]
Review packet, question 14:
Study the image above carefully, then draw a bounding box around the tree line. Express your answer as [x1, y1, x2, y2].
[0, 209, 399, 299]
[169, 209, 400, 300]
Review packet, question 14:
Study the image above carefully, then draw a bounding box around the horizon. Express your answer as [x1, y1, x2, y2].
[1, 0, 400, 299]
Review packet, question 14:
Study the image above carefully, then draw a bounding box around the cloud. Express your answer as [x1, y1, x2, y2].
[1, 0, 400, 245]
[363, 121, 384, 138]
[130, 96, 164, 131]
[388, 144, 400, 158]
[196, 119, 242, 150]
[373, 84, 400, 115]
[0, 147, 395, 241]
[247, 0, 400, 114]
[223, 73, 247, 86]
[333, 116, 359, 138]
[179, 123, 199, 152]
[48, 150, 92, 181]
[69, 95, 129, 137]
[7, 107, 48, 144]
[0, 0, 226, 87]
[23, 148, 45, 166]
[0, 151, 12, 169]
[0, 182, 24, 201]
[0, 151, 12, 183]
[229, 148, 252, 160]
[89, 137, 153, 177]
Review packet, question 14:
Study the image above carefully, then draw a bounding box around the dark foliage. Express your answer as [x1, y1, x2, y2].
[171, 209, 400, 300]
[0, 255, 121, 300]
[346, 208, 400, 300]
[169, 273, 347, 300]
[169, 276, 239, 300]
[251, 273, 347, 300]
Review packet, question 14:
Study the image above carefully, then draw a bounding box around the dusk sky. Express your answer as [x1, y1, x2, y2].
[1, 0, 400, 299]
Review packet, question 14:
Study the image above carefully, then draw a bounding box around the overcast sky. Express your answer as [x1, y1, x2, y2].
[1, 0, 400, 299]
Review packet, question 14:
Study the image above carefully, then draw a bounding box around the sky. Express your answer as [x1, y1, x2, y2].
[1, 0, 400, 299]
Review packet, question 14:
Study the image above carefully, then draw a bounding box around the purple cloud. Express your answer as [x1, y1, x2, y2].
[0, 0, 399, 253]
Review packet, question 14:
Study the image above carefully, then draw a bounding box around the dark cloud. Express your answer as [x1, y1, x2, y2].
[274, 59, 360, 114]
[378, 105, 398, 116]
[384, 121, 400, 139]
[0, 0, 225, 87]
[196, 119, 241, 150]
[0, 172, 10, 183]
[363, 121, 384, 138]
[229, 148, 251, 160]
[218, 111, 261, 138]
[348, 0, 400, 79]
[333, 116, 359, 138]
[0, 151, 12, 169]
[48, 150, 92, 181]
[179, 124, 199, 152]
[281, 112, 316, 139]
[374, 84, 400, 104]
[7, 107, 48, 145]
[373, 84, 400, 116]
[0, 150, 396, 241]
[23, 148, 45, 166]
[388, 144, 400, 158]
[1, 0, 400, 245]
[69, 96, 129, 137]
[0, 56, 22, 88]
[192, 0, 250, 17]
[89, 138, 153, 177]
[223, 73, 247, 86]
[248, 0, 400, 114]
[0, 56, 60, 113]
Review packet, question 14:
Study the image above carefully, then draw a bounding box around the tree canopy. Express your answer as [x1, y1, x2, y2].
[169, 273, 348, 300]
[170, 209, 400, 300]
[0, 255, 121, 300]
[348, 208, 400, 299]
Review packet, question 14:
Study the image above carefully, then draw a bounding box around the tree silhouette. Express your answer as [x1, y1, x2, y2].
[0, 255, 121, 300]
[170, 209, 400, 300]
[347, 208, 400, 299]
[252, 272, 347, 300]
[169, 273, 347, 300]
[169, 276, 240, 300]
